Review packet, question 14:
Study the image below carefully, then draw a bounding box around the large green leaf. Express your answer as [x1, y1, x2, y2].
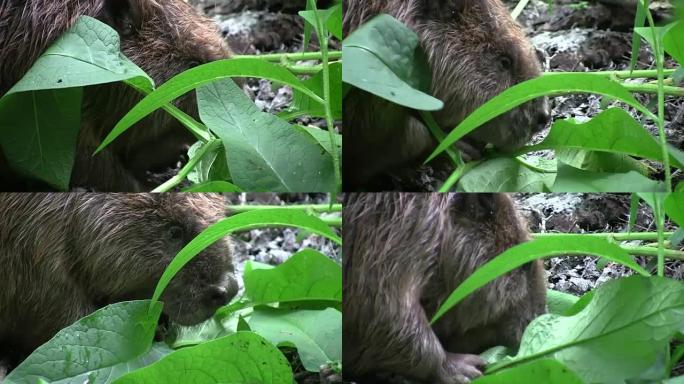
[428, 73, 649, 162]
[663, 21, 684, 65]
[249, 308, 342, 372]
[197, 79, 336, 192]
[244, 248, 342, 304]
[473, 359, 584, 384]
[665, 193, 684, 227]
[151, 209, 341, 306]
[113, 332, 292, 384]
[551, 162, 664, 192]
[431, 235, 649, 323]
[342, 14, 442, 110]
[97, 58, 324, 152]
[546, 289, 580, 316]
[526, 108, 684, 168]
[498, 276, 684, 383]
[456, 157, 555, 192]
[0, 16, 153, 190]
[5, 301, 164, 384]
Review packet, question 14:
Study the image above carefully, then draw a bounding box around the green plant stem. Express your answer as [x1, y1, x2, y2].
[622, 245, 684, 261]
[420, 111, 463, 166]
[621, 82, 684, 96]
[229, 204, 342, 213]
[284, 64, 324, 75]
[153, 139, 223, 193]
[511, 0, 531, 20]
[533, 232, 673, 241]
[313, 6, 342, 192]
[233, 51, 342, 62]
[584, 68, 677, 79]
[643, 4, 671, 192]
[439, 161, 481, 192]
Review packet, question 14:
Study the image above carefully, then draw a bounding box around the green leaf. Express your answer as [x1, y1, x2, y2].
[5, 301, 164, 384]
[0, 16, 153, 190]
[299, 4, 343, 40]
[551, 162, 664, 192]
[665, 193, 684, 227]
[473, 359, 584, 384]
[182, 181, 242, 192]
[291, 61, 342, 119]
[342, 14, 443, 110]
[457, 158, 555, 192]
[244, 249, 342, 304]
[197, 79, 336, 192]
[151, 209, 341, 306]
[555, 149, 650, 175]
[97, 58, 324, 152]
[546, 289, 579, 316]
[113, 332, 292, 384]
[0, 89, 81, 190]
[294, 125, 342, 160]
[428, 73, 648, 162]
[628, 0, 647, 72]
[500, 276, 684, 383]
[431, 235, 649, 323]
[663, 21, 684, 65]
[249, 307, 342, 372]
[526, 108, 684, 168]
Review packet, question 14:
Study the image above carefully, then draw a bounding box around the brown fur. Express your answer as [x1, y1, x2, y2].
[0, 193, 238, 361]
[343, 0, 550, 190]
[343, 193, 547, 383]
[0, 0, 233, 191]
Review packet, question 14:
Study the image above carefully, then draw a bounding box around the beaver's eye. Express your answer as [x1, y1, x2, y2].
[167, 225, 184, 241]
[500, 55, 513, 71]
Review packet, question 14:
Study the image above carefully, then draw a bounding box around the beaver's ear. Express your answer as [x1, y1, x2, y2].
[100, 0, 143, 37]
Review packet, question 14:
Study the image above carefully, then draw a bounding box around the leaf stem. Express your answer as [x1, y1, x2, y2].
[153, 139, 223, 193]
[233, 51, 342, 62]
[229, 204, 342, 213]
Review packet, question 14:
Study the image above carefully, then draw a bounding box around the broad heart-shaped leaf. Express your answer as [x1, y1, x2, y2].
[97, 57, 324, 153]
[249, 307, 342, 372]
[342, 14, 443, 110]
[546, 289, 579, 316]
[0, 88, 81, 190]
[551, 161, 664, 192]
[113, 332, 292, 384]
[663, 21, 684, 65]
[244, 248, 342, 304]
[495, 276, 684, 383]
[197, 79, 336, 192]
[555, 149, 650, 175]
[151, 209, 341, 306]
[428, 73, 648, 162]
[473, 359, 584, 384]
[456, 157, 555, 192]
[0, 16, 153, 190]
[430, 235, 649, 323]
[291, 61, 342, 119]
[526, 108, 684, 168]
[5, 301, 164, 384]
[665, 193, 684, 227]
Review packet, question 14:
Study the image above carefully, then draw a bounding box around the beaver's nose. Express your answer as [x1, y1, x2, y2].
[206, 285, 232, 308]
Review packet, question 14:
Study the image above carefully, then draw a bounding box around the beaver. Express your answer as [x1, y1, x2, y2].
[0, 0, 233, 191]
[0, 193, 238, 365]
[343, 193, 547, 383]
[343, 0, 551, 191]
